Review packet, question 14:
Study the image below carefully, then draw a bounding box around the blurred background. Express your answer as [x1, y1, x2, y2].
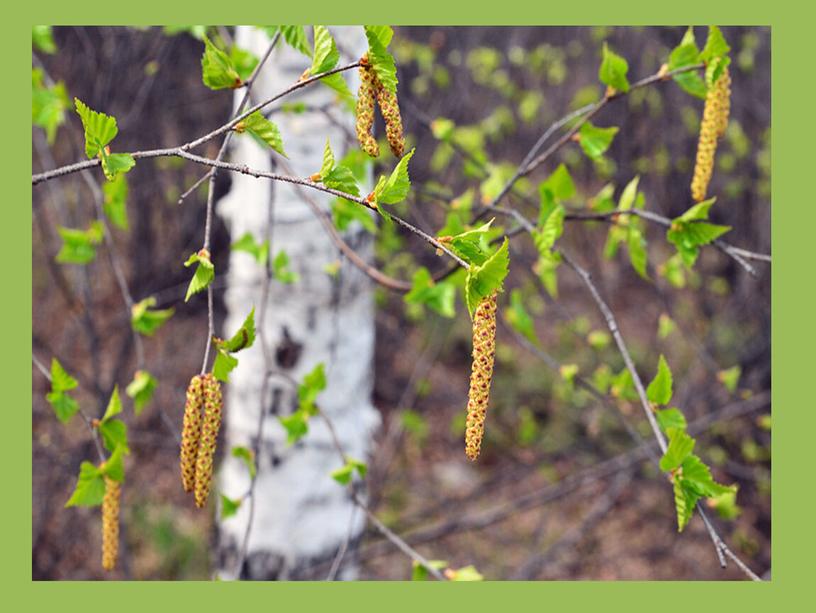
[32, 26, 770, 580]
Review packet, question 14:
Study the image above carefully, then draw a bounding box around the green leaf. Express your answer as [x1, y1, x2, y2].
[102, 174, 129, 230]
[659, 428, 695, 472]
[221, 307, 257, 353]
[273, 251, 299, 284]
[533, 204, 565, 255]
[539, 164, 575, 204]
[220, 494, 241, 519]
[364, 25, 394, 48]
[229, 46, 259, 82]
[655, 408, 687, 433]
[55, 223, 103, 265]
[647, 354, 673, 405]
[599, 43, 630, 93]
[319, 72, 355, 107]
[33, 26, 57, 53]
[101, 385, 123, 422]
[678, 198, 717, 222]
[231, 446, 257, 478]
[99, 150, 135, 181]
[717, 365, 742, 393]
[504, 289, 538, 346]
[449, 565, 484, 581]
[330, 458, 368, 485]
[332, 198, 376, 233]
[213, 349, 239, 383]
[444, 220, 497, 266]
[65, 461, 106, 507]
[578, 122, 618, 159]
[311, 26, 340, 75]
[320, 139, 335, 177]
[298, 363, 327, 414]
[667, 221, 731, 267]
[618, 176, 640, 211]
[184, 251, 215, 302]
[74, 98, 118, 159]
[464, 238, 510, 317]
[404, 267, 456, 318]
[668, 28, 707, 99]
[364, 26, 398, 94]
[201, 35, 242, 90]
[240, 112, 286, 157]
[126, 370, 157, 416]
[102, 444, 127, 482]
[279, 26, 311, 57]
[627, 226, 649, 280]
[373, 149, 415, 205]
[32, 70, 69, 143]
[412, 559, 448, 581]
[46, 391, 79, 424]
[99, 418, 128, 454]
[680, 454, 735, 498]
[50, 358, 78, 392]
[231, 232, 269, 265]
[323, 166, 360, 197]
[131, 296, 175, 337]
[672, 477, 699, 532]
[699, 26, 730, 64]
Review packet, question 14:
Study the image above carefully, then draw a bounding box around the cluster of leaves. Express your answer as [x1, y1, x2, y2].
[279, 363, 328, 444]
[212, 308, 256, 382]
[647, 356, 736, 531]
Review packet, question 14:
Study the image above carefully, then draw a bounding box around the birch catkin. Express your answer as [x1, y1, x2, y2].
[102, 477, 120, 571]
[194, 374, 223, 508]
[180, 375, 204, 493]
[691, 67, 731, 202]
[374, 77, 405, 158]
[356, 56, 380, 158]
[465, 293, 498, 461]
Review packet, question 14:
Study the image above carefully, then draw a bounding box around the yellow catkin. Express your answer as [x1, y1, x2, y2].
[356, 56, 380, 158]
[194, 374, 223, 508]
[180, 375, 205, 492]
[374, 76, 405, 158]
[102, 477, 120, 571]
[465, 293, 498, 461]
[691, 67, 731, 202]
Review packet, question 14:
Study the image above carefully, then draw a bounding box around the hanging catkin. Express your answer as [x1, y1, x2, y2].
[356, 55, 380, 158]
[465, 293, 498, 461]
[691, 67, 731, 202]
[374, 76, 405, 158]
[102, 477, 120, 571]
[180, 375, 205, 493]
[194, 374, 223, 508]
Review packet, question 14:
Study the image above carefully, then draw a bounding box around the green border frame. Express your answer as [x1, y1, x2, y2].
[10, 0, 810, 608]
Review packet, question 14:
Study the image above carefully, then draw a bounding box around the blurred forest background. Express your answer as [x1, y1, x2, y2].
[32, 26, 770, 580]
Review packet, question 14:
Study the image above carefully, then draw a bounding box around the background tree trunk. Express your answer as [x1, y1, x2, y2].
[214, 27, 379, 580]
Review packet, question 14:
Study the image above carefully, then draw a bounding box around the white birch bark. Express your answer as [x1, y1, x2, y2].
[214, 26, 379, 580]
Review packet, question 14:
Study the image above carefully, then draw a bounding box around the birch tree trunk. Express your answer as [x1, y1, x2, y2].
[214, 26, 379, 580]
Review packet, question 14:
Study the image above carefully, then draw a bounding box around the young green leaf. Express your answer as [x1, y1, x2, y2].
[659, 428, 695, 472]
[239, 112, 286, 157]
[220, 307, 257, 354]
[404, 267, 456, 318]
[56, 223, 103, 265]
[330, 458, 367, 485]
[298, 363, 327, 414]
[131, 297, 174, 337]
[99, 418, 128, 454]
[279, 26, 311, 57]
[65, 461, 106, 508]
[102, 444, 127, 482]
[102, 174, 129, 230]
[578, 122, 618, 159]
[668, 28, 707, 99]
[504, 289, 538, 346]
[539, 164, 576, 203]
[99, 150, 135, 181]
[647, 354, 673, 405]
[50, 358, 78, 392]
[364, 26, 398, 94]
[717, 365, 742, 393]
[32, 69, 69, 143]
[311, 26, 340, 75]
[101, 385, 123, 422]
[373, 149, 415, 205]
[655, 408, 687, 433]
[231, 232, 269, 265]
[672, 477, 699, 531]
[33, 26, 57, 53]
[232, 446, 257, 478]
[74, 98, 118, 159]
[213, 350, 239, 383]
[280, 408, 310, 444]
[599, 43, 630, 93]
[699, 26, 730, 64]
[464, 238, 510, 317]
[627, 226, 649, 280]
[126, 370, 157, 416]
[184, 250, 215, 302]
[272, 251, 299, 284]
[201, 35, 242, 90]
[220, 494, 241, 519]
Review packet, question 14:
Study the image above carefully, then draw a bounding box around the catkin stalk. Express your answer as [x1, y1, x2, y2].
[356, 56, 380, 158]
[102, 477, 120, 571]
[194, 374, 223, 508]
[465, 293, 498, 461]
[180, 375, 204, 492]
[691, 67, 731, 202]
